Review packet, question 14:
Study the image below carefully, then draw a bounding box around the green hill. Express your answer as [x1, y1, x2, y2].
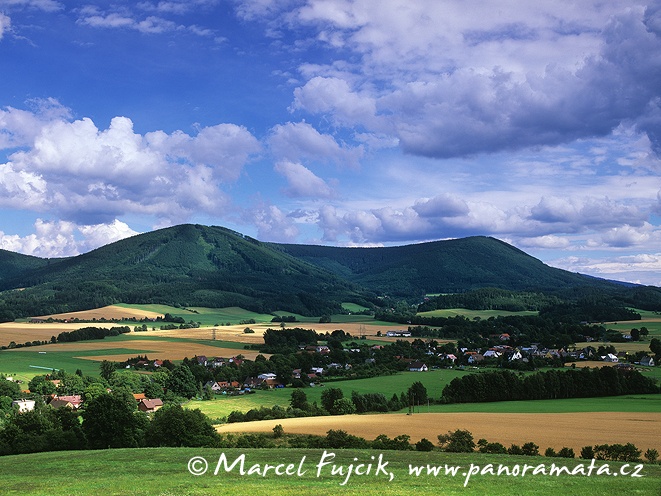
[274, 236, 613, 296]
[0, 249, 52, 285]
[0, 224, 654, 321]
[0, 225, 363, 319]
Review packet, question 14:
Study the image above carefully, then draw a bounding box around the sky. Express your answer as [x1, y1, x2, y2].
[1, 1, 661, 286]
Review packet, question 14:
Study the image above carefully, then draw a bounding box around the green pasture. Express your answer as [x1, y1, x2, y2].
[0, 347, 148, 380]
[417, 308, 538, 319]
[185, 368, 661, 419]
[420, 394, 661, 414]
[0, 447, 658, 495]
[188, 389, 661, 421]
[342, 302, 370, 312]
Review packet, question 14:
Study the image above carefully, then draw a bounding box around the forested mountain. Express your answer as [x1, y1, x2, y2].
[274, 237, 617, 296]
[0, 223, 655, 321]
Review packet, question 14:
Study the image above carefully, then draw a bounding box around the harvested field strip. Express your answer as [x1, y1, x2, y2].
[5, 339, 260, 361]
[216, 411, 661, 453]
[33, 304, 164, 321]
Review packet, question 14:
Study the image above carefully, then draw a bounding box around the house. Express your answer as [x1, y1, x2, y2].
[12, 399, 35, 412]
[204, 381, 223, 393]
[507, 350, 523, 361]
[133, 393, 147, 402]
[602, 354, 619, 363]
[385, 330, 412, 337]
[257, 373, 277, 380]
[138, 398, 163, 413]
[211, 357, 227, 368]
[216, 380, 240, 390]
[408, 361, 428, 372]
[499, 333, 510, 341]
[195, 356, 208, 366]
[468, 354, 485, 364]
[50, 398, 74, 409]
[52, 395, 83, 409]
[483, 350, 501, 359]
[152, 360, 163, 368]
[641, 356, 655, 367]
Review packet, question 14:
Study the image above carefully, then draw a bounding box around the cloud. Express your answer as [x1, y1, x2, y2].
[516, 235, 571, 249]
[270, 2, 661, 160]
[291, 76, 378, 129]
[0, 219, 139, 257]
[249, 203, 299, 242]
[268, 121, 363, 166]
[529, 196, 645, 230]
[0, 0, 62, 12]
[0, 13, 10, 40]
[0, 109, 260, 225]
[77, 10, 178, 34]
[76, 4, 219, 37]
[600, 224, 652, 248]
[274, 160, 334, 198]
[549, 252, 661, 286]
[413, 194, 470, 218]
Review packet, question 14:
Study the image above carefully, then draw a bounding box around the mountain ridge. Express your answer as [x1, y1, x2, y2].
[0, 224, 654, 320]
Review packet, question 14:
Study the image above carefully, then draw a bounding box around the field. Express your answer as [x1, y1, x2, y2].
[1, 304, 661, 495]
[217, 411, 661, 454]
[0, 447, 659, 495]
[0, 334, 255, 382]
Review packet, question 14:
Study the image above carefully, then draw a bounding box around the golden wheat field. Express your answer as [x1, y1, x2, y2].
[217, 411, 661, 453]
[0, 305, 164, 347]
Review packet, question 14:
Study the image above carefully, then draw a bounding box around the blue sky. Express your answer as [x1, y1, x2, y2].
[1, 1, 661, 286]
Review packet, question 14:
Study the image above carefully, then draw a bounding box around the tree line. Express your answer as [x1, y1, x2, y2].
[440, 367, 659, 404]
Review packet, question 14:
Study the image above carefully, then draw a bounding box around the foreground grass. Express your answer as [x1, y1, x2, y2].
[1, 447, 659, 495]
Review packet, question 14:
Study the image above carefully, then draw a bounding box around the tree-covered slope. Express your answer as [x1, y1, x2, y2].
[273, 236, 616, 296]
[0, 225, 654, 322]
[0, 249, 52, 285]
[0, 225, 365, 319]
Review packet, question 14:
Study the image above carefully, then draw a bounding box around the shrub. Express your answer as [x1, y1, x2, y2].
[521, 442, 540, 456]
[416, 438, 435, 451]
[508, 444, 524, 455]
[580, 445, 595, 459]
[438, 429, 475, 453]
[558, 447, 575, 458]
[644, 449, 659, 463]
[545, 447, 557, 457]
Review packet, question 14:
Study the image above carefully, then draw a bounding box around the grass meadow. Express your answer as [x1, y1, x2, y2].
[0, 447, 658, 496]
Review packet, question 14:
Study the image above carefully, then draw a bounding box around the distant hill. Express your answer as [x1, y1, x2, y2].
[273, 236, 613, 296]
[0, 250, 51, 285]
[0, 224, 657, 321]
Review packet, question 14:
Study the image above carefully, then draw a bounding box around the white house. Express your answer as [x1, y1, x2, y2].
[257, 373, 278, 380]
[641, 356, 655, 367]
[602, 353, 619, 363]
[408, 361, 428, 372]
[12, 399, 35, 412]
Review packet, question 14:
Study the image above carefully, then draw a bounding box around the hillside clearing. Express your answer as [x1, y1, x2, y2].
[216, 411, 661, 453]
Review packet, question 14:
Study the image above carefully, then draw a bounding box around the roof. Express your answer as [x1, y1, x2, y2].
[139, 398, 164, 410]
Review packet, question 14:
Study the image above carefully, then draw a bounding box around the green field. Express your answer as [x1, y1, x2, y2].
[417, 308, 538, 319]
[185, 364, 661, 420]
[0, 447, 658, 495]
